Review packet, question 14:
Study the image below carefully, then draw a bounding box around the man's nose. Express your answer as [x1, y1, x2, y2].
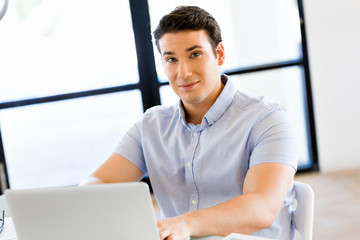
[178, 60, 192, 79]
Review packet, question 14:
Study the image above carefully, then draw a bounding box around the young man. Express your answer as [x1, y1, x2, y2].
[80, 6, 298, 240]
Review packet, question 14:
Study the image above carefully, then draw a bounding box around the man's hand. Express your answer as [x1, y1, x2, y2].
[157, 215, 191, 240]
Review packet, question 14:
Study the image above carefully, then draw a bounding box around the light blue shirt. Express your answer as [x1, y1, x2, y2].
[114, 75, 298, 239]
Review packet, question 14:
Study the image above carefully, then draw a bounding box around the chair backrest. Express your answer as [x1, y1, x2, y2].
[292, 181, 314, 240]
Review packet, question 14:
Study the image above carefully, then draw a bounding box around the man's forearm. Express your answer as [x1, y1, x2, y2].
[184, 194, 277, 237]
[157, 192, 282, 240]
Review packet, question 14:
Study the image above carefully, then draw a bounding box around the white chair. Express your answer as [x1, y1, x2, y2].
[292, 181, 314, 240]
[0, 194, 10, 218]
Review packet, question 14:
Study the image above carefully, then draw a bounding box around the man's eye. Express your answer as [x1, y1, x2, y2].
[166, 57, 177, 63]
[191, 52, 201, 58]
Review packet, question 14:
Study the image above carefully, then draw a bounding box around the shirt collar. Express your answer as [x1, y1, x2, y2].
[203, 75, 237, 126]
[177, 74, 237, 129]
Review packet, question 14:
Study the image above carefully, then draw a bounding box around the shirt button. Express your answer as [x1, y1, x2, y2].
[186, 162, 192, 168]
[191, 200, 197, 205]
[193, 132, 198, 137]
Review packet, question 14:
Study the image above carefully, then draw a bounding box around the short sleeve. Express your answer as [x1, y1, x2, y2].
[113, 120, 147, 175]
[248, 107, 298, 170]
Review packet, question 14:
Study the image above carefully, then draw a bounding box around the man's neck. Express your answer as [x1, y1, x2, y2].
[184, 102, 211, 125]
[183, 81, 224, 125]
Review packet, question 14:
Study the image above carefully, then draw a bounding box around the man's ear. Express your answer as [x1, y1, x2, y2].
[216, 42, 225, 66]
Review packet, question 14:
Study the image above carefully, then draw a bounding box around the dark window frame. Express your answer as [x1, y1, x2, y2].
[0, 0, 318, 191]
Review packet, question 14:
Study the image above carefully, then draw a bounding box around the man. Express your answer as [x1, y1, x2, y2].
[80, 6, 298, 240]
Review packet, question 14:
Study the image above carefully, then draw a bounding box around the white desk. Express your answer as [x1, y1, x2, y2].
[191, 236, 223, 240]
[0, 218, 16, 240]
[0, 218, 274, 240]
[192, 233, 275, 240]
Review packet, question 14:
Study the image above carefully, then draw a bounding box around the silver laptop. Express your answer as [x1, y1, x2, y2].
[5, 182, 160, 240]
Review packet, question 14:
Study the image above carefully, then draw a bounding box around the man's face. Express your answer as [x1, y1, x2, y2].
[158, 30, 225, 108]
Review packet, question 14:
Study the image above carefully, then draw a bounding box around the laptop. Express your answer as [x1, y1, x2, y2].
[5, 182, 160, 240]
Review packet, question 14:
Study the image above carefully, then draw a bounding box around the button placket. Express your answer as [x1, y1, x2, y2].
[184, 129, 201, 211]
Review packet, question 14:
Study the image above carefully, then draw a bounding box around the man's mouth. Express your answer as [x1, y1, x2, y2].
[178, 81, 199, 90]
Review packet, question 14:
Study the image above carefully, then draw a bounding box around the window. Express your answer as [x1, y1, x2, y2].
[1, 91, 143, 189]
[0, 0, 318, 192]
[0, 0, 144, 189]
[0, 0, 139, 102]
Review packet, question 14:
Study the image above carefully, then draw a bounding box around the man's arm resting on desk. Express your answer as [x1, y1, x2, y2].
[157, 163, 295, 240]
[79, 153, 144, 186]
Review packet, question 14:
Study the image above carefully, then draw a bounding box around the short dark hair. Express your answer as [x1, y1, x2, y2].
[153, 6, 222, 55]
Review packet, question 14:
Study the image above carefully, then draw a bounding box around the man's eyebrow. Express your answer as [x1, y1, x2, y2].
[185, 45, 203, 52]
[162, 51, 175, 56]
[162, 45, 204, 56]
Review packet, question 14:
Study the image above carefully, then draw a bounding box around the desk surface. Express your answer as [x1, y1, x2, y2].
[0, 218, 16, 240]
[0, 217, 274, 240]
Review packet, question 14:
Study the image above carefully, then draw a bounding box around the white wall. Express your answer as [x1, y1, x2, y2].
[303, 0, 360, 172]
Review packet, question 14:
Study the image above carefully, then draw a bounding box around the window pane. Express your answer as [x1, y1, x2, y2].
[159, 85, 178, 106]
[0, 91, 143, 189]
[148, 0, 302, 82]
[0, 0, 139, 102]
[230, 67, 312, 169]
